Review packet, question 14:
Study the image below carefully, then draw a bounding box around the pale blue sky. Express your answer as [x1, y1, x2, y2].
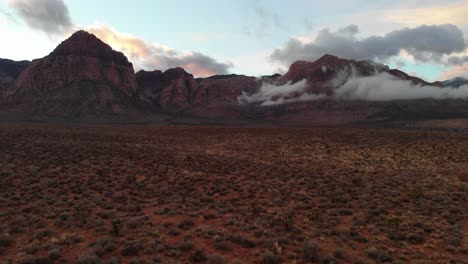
[1, 0, 467, 80]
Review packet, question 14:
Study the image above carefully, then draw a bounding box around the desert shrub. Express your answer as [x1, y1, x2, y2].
[365, 247, 392, 262]
[207, 255, 227, 264]
[74, 203, 92, 223]
[189, 250, 208, 262]
[91, 237, 115, 256]
[247, 199, 262, 221]
[333, 247, 346, 259]
[45, 249, 60, 261]
[460, 184, 468, 193]
[107, 256, 120, 264]
[228, 235, 256, 248]
[308, 208, 323, 223]
[351, 176, 364, 187]
[162, 221, 174, 228]
[125, 204, 141, 213]
[323, 256, 339, 264]
[178, 219, 195, 230]
[78, 253, 102, 264]
[24, 244, 39, 254]
[446, 235, 462, 247]
[121, 241, 142, 256]
[112, 218, 124, 236]
[58, 234, 83, 246]
[177, 241, 194, 252]
[214, 241, 232, 251]
[0, 234, 13, 247]
[128, 258, 144, 264]
[407, 233, 425, 244]
[20, 256, 54, 264]
[149, 256, 162, 263]
[329, 192, 347, 204]
[262, 252, 281, 264]
[203, 213, 217, 220]
[386, 216, 402, 232]
[303, 241, 320, 262]
[409, 185, 425, 199]
[276, 207, 295, 231]
[168, 228, 180, 236]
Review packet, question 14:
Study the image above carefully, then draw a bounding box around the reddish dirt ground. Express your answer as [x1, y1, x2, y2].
[0, 124, 467, 263]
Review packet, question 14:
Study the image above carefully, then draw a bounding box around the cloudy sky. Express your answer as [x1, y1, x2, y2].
[0, 0, 467, 80]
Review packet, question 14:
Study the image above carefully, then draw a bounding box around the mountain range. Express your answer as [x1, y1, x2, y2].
[1, 30, 467, 123]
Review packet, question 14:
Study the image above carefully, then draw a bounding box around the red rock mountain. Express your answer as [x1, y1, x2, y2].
[136, 68, 199, 111]
[277, 54, 431, 93]
[1, 31, 467, 122]
[7, 31, 139, 116]
[136, 70, 264, 116]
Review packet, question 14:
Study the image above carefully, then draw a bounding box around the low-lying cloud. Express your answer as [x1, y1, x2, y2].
[335, 72, 468, 101]
[7, 0, 73, 35]
[270, 24, 467, 67]
[237, 79, 324, 106]
[238, 70, 468, 107]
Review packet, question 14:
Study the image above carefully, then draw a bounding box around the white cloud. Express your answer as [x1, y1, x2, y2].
[237, 79, 325, 106]
[335, 72, 468, 101]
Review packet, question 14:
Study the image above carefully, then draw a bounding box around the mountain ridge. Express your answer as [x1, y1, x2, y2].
[1, 30, 467, 123]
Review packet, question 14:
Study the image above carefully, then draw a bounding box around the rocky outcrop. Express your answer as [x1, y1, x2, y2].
[277, 54, 432, 93]
[137, 70, 263, 115]
[7, 31, 139, 116]
[0, 59, 30, 98]
[137, 67, 199, 111]
[235, 54, 467, 123]
[195, 74, 261, 105]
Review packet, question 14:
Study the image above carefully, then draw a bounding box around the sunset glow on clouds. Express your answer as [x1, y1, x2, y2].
[0, 0, 467, 80]
[385, 1, 468, 27]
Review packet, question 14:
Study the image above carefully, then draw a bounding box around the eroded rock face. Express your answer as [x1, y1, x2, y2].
[195, 75, 261, 105]
[12, 31, 137, 97]
[278, 54, 432, 93]
[137, 68, 199, 111]
[137, 68, 264, 115]
[7, 31, 139, 116]
[0, 59, 30, 99]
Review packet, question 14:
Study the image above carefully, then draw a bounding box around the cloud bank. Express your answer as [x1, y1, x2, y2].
[237, 79, 324, 106]
[335, 72, 468, 101]
[6, 0, 232, 77]
[238, 70, 468, 107]
[270, 24, 467, 67]
[7, 0, 73, 35]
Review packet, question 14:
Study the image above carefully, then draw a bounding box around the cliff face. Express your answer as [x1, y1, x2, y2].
[136, 68, 199, 111]
[0, 59, 30, 99]
[136, 69, 263, 117]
